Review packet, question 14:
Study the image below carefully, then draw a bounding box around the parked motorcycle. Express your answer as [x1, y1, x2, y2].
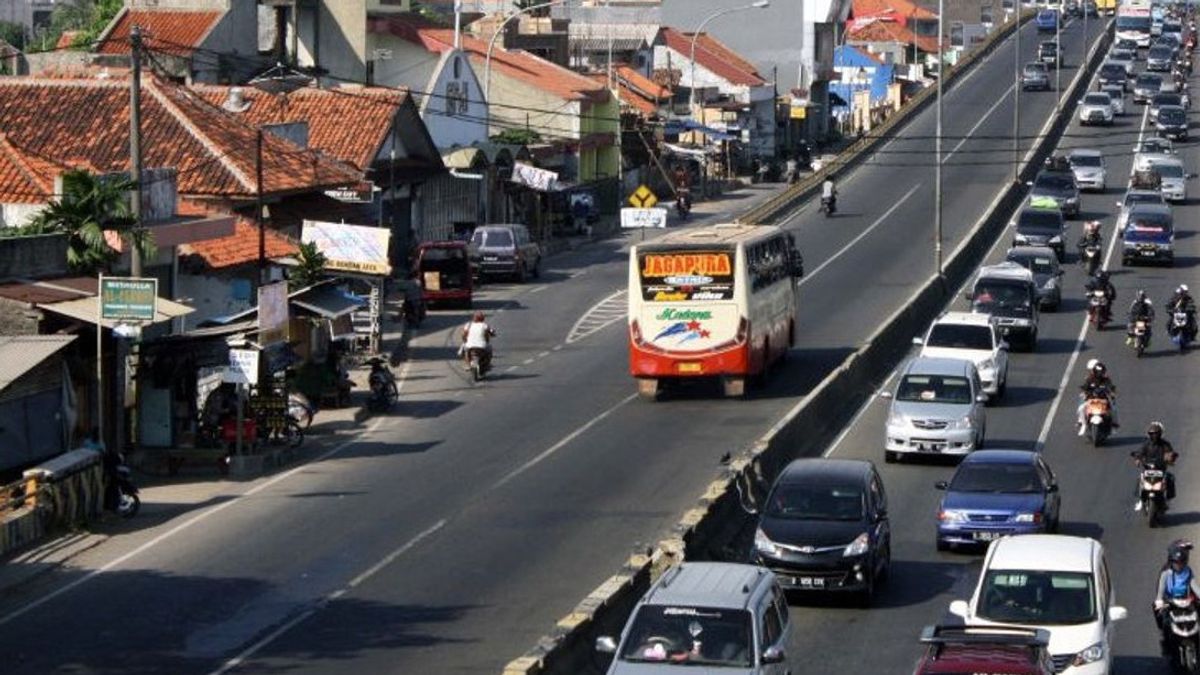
[367, 358, 398, 412]
[1161, 595, 1200, 674]
[1131, 319, 1152, 357]
[1139, 461, 1171, 528]
[1169, 309, 1197, 352]
[111, 453, 140, 519]
[288, 391, 315, 429]
[1081, 243, 1102, 277]
[1088, 290, 1111, 329]
[401, 292, 426, 329]
[1083, 390, 1114, 446]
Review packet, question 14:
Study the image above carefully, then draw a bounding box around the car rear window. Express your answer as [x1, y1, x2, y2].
[1009, 254, 1056, 275]
[896, 374, 973, 404]
[1150, 46, 1174, 59]
[927, 324, 993, 351]
[619, 606, 753, 667]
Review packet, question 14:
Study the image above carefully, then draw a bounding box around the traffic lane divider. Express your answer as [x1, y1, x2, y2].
[502, 19, 1114, 675]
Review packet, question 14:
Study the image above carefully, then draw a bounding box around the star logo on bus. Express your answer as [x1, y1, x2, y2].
[654, 319, 710, 345]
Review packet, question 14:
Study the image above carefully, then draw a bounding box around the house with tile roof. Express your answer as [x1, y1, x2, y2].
[651, 27, 775, 161]
[847, 0, 944, 63]
[591, 65, 671, 118]
[91, 1, 266, 84]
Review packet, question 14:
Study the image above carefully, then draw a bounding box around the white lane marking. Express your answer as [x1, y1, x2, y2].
[491, 393, 639, 490]
[798, 183, 923, 287]
[0, 417, 386, 628]
[208, 520, 447, 675]
[522, 358, 536, 365]
[538, 351, 551, 358]
[1034, 104, 1147, 451]
[944, 83, 1017, 162]
[506, 365, 519, 372]
[529, 285, 548, 294]
[566, 289, 628, 344]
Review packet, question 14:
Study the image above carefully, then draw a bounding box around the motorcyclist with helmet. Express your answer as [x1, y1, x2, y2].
[1132, 421, 1178, 510]
[1077, 220, 1102, 258]
[1154, 540, 1200, 644]
[1077, 359, 1119, 435]
[1085, 270, 1116, 322]
[1129, 289, 1156, 344]
[1167, 284, 1198, 344]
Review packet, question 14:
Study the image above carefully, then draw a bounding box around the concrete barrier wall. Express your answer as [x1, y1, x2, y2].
[0, 508, 45, 558]
[504, 20, 1114, 675]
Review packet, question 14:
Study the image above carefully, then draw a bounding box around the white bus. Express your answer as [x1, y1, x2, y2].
[1117, 1, 1152, 46]
[627, 224, 802, 399]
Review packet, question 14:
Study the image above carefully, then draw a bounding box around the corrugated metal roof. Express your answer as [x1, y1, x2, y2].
[0, 335, 76, 393]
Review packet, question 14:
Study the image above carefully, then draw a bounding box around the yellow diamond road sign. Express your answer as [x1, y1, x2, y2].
[628, 184, 658, 208]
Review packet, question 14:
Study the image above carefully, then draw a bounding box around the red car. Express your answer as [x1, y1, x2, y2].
[915, 625, 1054, 675]
[416, 241, 473, 308]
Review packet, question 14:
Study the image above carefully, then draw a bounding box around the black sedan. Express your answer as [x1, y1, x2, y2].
[753, 458, 891, 606]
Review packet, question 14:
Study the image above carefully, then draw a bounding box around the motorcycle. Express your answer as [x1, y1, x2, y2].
[675, 189, 692, 219]
[288, 391, 315, 429]
[111, 453, 140, 519]
[1139, 461, 1171, 528]
[1169, 309, 1197, 351]
[466, 347, 492, 382]
[1083, 391, 1114, 446]
[1131, 319, 1152, 357]
[401, 292, 426, 329]
[820, 194, 837, 217]
[1160, 595, 1200, 673]
[367, 358, 398, 412]
[1088, 290, 1111, 329]
[1081, 243, 1102, 277]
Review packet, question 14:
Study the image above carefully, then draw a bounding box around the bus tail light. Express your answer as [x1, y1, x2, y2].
[735, 317, 750, 344]
[631, 319, 645, 346]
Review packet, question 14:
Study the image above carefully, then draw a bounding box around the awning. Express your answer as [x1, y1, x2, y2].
[663, 119, 738, 142]
[0, 335, 76, 394]
[290, 285, 365, 319]
[38, 296, 194, 328]
[829, 92, 849, 107]
[441, 146, 487, 170]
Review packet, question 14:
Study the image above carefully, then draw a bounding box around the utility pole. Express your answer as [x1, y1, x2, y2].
[257, 128, 266, 284]
[1013, 5, 1021, 182]
[129, 25, 144, 277]
[935, 0, 944, 277]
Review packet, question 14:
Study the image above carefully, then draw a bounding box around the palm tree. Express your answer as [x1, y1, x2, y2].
[28, 169, 154, 275]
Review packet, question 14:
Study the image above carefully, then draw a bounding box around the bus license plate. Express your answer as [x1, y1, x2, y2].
[677, 362, 703, 373]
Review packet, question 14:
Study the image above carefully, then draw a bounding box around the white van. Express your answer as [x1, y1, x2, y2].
[948, 535, 1128, 674]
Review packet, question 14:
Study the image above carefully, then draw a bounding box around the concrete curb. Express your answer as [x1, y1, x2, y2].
[502, 18, 1114, 675]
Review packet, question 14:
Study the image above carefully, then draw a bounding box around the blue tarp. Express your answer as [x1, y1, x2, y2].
[663, 119, 739, 142]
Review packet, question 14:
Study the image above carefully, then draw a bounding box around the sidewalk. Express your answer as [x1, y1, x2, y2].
[0, 181, 787, 599]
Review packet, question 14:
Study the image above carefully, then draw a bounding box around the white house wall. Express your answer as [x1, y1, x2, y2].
[0, 203, 43, 229]
[417, 50, 490, 149]
[653, 45, 752, 103]
[477, 66, 582, 140]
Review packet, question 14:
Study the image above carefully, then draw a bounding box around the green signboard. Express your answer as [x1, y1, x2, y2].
[100, 277, 158, 321]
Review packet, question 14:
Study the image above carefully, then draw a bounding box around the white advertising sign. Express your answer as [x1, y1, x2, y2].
[226, 348, 259, 385]
[621, 207, 669, 229]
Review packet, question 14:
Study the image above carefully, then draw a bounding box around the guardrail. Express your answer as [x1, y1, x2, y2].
[739, 9, 1034, 228]
[503, 16, 1115, 675]
[0, 449, 106, 559]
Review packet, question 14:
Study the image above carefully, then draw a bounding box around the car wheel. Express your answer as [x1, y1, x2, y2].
[515, 263, 527, 284]
[884, 450, 899, 464]
[856, 566, 876, 608]
[877, 544, 891, 583]
[997, 372, 1008, 398]
[531, 257, 541, 279]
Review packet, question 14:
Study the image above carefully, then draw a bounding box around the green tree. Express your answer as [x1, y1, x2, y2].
[36, 0, 122, 51]
[491, 128, 542, 145]
[0, 21, 26, 50]
[289, 241, 327, 290]
[27, 170, 154, 274]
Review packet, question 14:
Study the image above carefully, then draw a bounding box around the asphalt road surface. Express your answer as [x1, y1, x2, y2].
[0, 17, 1113, 675]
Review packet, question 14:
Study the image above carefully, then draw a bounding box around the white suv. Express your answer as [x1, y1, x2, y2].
[914, 312, 1009, 400]
[948, 535, 1128, 674]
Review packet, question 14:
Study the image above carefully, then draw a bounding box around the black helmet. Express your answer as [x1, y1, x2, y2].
[1148, 421, 1165, 437]
[1097, 270, 1110, 282]
[1170, 545, 1190, 566]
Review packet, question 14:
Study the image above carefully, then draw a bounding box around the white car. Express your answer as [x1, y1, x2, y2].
[1133, 138, 1175, 172]
[1107, 48, 1136, 74]
[1100, 85, 1125, 115]
[949, 535, 1128, 675]
[915, 312, 1009, 399]
[1148, 157, 1189, 201]
[1078, 92, 1114, 125]
[1068, 149, 1107, 191]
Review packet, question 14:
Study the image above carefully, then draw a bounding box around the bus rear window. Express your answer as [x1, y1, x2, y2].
[638, 250, 736, 301]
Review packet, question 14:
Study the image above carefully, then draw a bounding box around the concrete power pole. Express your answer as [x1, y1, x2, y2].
[129, 25, 144, 277]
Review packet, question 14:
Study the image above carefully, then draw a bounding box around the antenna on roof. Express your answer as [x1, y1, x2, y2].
[248, 63, 313, 96]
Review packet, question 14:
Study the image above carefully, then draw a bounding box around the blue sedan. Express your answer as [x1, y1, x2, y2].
[935, 450, 1062, 551]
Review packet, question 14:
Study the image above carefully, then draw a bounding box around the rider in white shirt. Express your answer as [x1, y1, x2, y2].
[461, 311, 496, 369]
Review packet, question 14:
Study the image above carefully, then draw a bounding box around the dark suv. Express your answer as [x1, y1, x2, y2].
[752, 458, 891, 606]
[914, 625, 1054, 675]
[468, 223, 542, 282]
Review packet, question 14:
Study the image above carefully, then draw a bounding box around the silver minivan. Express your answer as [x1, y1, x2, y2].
[883, 357, 987, 463]
[597, 562, 791, 674]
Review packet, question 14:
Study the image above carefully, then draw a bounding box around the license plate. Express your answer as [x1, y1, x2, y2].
[483, 255, 499, 261]
[917, 443, 944, 452]
[973, 531, 1001, 541]
[1142, 250, 1157, 256]
[676, 362, 702, 373]
[795, 576, 825, 588]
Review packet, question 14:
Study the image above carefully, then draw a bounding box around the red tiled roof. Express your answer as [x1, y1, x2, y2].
[589, 71, 668, 117]
[0, 77, 360, 200]
[179, 217, 297, 270]
[190, 84, 408, 173]
[617, 65, 671, 99]
[0, 134, 64, 204]
[55, 31, 81, 51]
[98, 9, 223, 56]
[852, 0, 938, 21]
[370, 13, 610, 102]
[658, 28, 766, 87]
[847, 19, 943, 54]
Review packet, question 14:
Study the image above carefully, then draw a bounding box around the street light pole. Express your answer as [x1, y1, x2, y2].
[484, 0, 570, 132]
[936, 0, 944, 277]
[1055, 5, 1062, 109]
[688, 1, 771, 117]
[1013, 5, 1021, 182]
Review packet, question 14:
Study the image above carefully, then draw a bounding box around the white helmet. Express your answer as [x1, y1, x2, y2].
[1182, 284, 1190, 293]
[1086, 358, 1099, 370]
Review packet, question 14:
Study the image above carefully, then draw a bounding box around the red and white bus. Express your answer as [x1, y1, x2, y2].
[628, 224, 802, 399]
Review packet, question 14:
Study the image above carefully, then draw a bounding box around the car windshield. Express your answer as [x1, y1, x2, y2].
[927, 324, 994, 350]
[1071, 154, 1102, 167]
[1153, 163, 1184, 178]
[1041, 43, 1057, 53]
[1018, 210, 1062, 230]
[1159, 109, 1187, 124]
[1100, 64, 1124, 77]
[979, 571, 1096, 625]
[1025, 65, 1047, 75]
[619, 606, 753, 666]
[1084, 94, 1110, 105]
[1125, 192, 1163, 207]
[1034, 174, 1074, 190]
[471, 228, 514, 248]
[896, 374, 974, 404]
[950, 463, 1043, 493]
[1140, 140, 1171, 153]
[1153, 95, 1181, 105]
[1011, 254, 1057, 275]
[1137, 74, 1163, 87]
[973, 281, 1032, 311]
[1164, 23, 1183, 34]
[767, 483, 864, 521]
[1150, 47, 1174, 58]
[1117, 15, 1151, 30]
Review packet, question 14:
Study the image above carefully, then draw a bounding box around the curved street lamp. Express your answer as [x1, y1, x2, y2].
[484, 0, 572, 120]
[688, 1, 771, 116]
